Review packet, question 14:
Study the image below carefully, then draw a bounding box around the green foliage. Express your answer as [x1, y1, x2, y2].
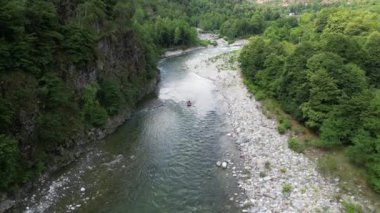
[301, 69, 340, 129]
[239, 37, 267, 81]
[0, 0, 181, 191]
[220, 17, 264, 39]
[343, 201, 364, 213]
[318, 155, 338, 176]
[0, 98, 13, 132]
[364, 32, 380, 87]
[153, 18, 198, 48]
[0, 134, 18, 190]
[239, 5, 380, 193]
[368, 162, 380, 193]
[81, 85, 108, 127]
[61, 25, 96, 66]
[277, 118, 291, 135]
[288, 137, 305, 153]
[1, 0, 379, 196]
[38, 74, 71, 110]
[99, 80, 124, 116]
[277, 42, 317, 120]
[37, 111, 79, 149]
[282, 183, 292, 194]
[321, 33, 364, 65]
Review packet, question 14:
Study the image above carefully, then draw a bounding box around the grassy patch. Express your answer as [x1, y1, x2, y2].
[317, 154, 339, 176]
[282, 183, 292, 194]
[288, 137, 305, 153]
[198, 39, 217, 47]
[343, 201, 364, 213]
[317, 151, 380, 208]
[277, 118, 291, 134]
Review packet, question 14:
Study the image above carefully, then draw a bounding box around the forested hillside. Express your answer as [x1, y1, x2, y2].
[0, 0, 284, 196]
[0, 0, 334, 194]
[0, 0, 203, 194]
[240, 1, 380, 193]
[2, 0, 380, 205]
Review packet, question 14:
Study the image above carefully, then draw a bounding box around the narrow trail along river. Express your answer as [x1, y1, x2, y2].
[22, 41, 245, 212]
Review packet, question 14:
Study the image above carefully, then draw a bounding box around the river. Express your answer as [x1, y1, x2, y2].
[21, 41, 245, 213]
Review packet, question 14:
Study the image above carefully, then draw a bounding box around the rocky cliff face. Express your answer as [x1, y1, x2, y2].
[0, 33, 158, 212]
[0, 1, 159, 210]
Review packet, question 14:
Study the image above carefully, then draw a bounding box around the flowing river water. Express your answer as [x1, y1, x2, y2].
[21, 42, 246, 213]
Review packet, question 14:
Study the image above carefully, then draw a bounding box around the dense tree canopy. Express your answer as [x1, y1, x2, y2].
[0, 0, 201, 192]
[1, 0, 380, 198]
[240, 4, 380, 192]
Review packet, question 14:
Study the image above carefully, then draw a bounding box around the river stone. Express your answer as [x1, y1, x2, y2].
[0, 200, 15, 212]
[221, 161, 228, 169]
[292, 200, 306, 210]
[216, 161, 222, 167]
[80, 187, 86, 192]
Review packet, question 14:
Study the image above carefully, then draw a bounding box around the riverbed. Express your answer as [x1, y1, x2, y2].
[19, 39, 246, 213]
[17, 35, 366, 212]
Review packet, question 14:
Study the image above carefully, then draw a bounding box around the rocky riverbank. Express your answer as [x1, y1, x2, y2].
[186, 42, 370, 212]
[0, 78, 158, 213]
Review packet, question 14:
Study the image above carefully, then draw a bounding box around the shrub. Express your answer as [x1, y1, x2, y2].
[61, 25, 96, 65]
[277, 116, 291, 134]
[98, 80, 125, 116]
[277, 123, 288, 134]
[368, 162, 380, 193]
[0, 134, 19, 190]
[37, 112, 70, 144]
[37, 110, 81, 149]
[38, 74, 71, 110]
[288, 137, 305, 153]
[282, 183, 292, 194]
[317, 155, 338, 176]
[254, 90, 267, 101]
[82, 85, 108, 127]
[343, 201, 363, 213]
[0, 98, 13, 131]
[85, 105, 108, 127]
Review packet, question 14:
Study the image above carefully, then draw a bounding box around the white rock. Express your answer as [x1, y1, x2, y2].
[216, 161, 222, 167]
[221, 161, 228, 169]
[80, 187, 86, 192]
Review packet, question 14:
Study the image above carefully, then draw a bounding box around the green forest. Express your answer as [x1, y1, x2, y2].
[0, 0, 283, 194]
[1, 0, 380, 200]
[0, 0, 203, 192]
[240, 1, 380, 193]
